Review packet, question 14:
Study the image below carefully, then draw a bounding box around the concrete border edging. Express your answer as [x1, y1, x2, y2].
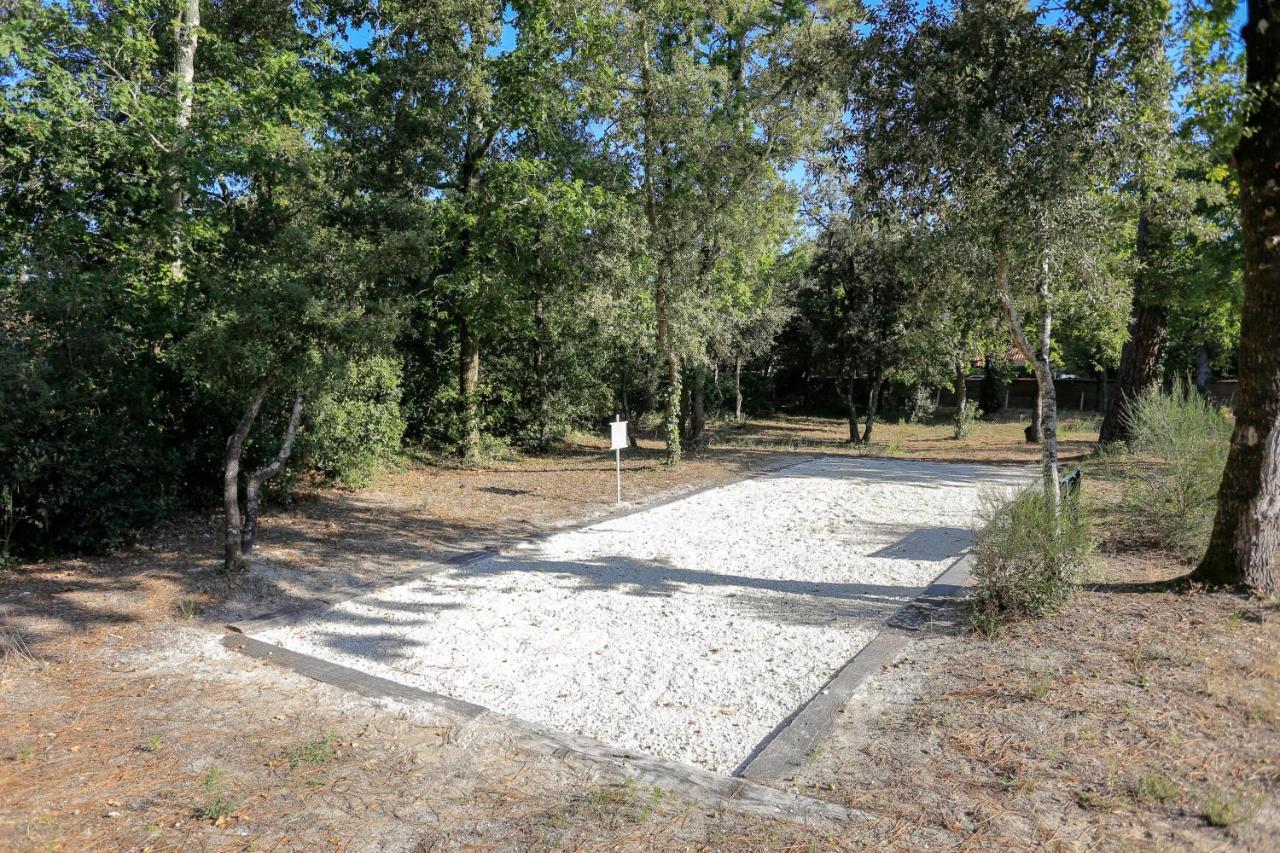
[735, 553, 976, 782]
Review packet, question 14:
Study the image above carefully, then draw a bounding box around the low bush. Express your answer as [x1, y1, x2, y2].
[970, 484, 1095, 637]
[953, 400, 980, 439]
[1122, 380, 1232, 560]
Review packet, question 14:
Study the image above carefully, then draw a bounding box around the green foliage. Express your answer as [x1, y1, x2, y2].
[1122, 380, 1232, 560]
[301, 357, 406, 487]
[970, 487, 1095, 637]
[953, 400, 980, 439]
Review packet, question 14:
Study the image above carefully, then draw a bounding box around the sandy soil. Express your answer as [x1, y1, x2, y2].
[256, 457, 1030, 772]
[2, 414, 1276, 850]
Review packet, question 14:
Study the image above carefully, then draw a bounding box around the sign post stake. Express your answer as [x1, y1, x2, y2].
[610, 415, 627, 505]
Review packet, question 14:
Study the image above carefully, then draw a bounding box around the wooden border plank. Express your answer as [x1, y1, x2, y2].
[734, 554, 975, 782]
[221, 633, 862, 828]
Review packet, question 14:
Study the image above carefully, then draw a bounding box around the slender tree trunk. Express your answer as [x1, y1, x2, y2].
[640, 20, 680, 465]
[734, 356, 743, 424]
[690, 366, 706, 449]
[844, 375, 861, 443]
[224, 379, 271, 575]
[168, 0, 199, 281]
[241, 393, 305, 558]
[953, 360, 969, 438]
[532, 292, 548, 446]
[1095, 366, 1108, 413]
[1194, 346, 1213, 398]
[679, 366, 691, 439]
[998, 240, 1060, 512]
[862, 373, 883, 445]
[458, 317, 481, 460]
[1192, 0, 1280, 594]
[1036, 261, 1061, 515]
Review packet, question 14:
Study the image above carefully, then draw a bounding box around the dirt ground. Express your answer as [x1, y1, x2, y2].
[1, 414, 1276, 851]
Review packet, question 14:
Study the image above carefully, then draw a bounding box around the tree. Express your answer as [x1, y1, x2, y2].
[610, 1, 843, 463]
[1192, 0, 1279, 594]
[339, 0, 613, 460]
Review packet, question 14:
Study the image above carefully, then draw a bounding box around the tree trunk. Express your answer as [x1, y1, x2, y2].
[168, 0, 199, 282]
[862, 373, 883, 445]
[241, 393, 305, 558]
[690, 366, 706, 449]
[1095, 366, 1108, 413]
[532, 292, 548, 446]
[1194, 346, 1213, 398]
[223, 379, 271, 575]
[734, 356, 743, 424]
[1192, 0, 1280, 595]
[998, 240, 1060, 512]
[1098, 209, 1168, 443]
[640, 20, 680, 466]
[953, 359, 969, 438]
[1027, 397, 1042, 444]
[844, 376, 861, 443]
[1035, 261, 1061, 516]
[458, 317, 481, 460]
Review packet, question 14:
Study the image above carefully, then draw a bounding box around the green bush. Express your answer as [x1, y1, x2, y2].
[1122, 380, 1232, 560]
[953, 400, 980, 439]
[301, 356, 407, 487]
[970, 485, 1094, 637]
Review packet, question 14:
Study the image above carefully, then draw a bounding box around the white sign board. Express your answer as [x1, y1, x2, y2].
[610, 420, 628, 451]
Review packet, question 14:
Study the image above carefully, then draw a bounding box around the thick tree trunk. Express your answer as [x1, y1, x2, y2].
[458, 317, 481, 460]
[998, 241, 1060, 512]
[862, 373, 883, 445]
[168, 0, 199, 282]
[241, 393, 305, 558]
[1099, 208, 1168, 443]
[223, 379, 271, 575]
[1192, 0, 1280, 594]
[734, 356, 743, 424]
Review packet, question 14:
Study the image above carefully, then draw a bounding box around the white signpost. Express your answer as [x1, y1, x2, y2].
[609, 416, 627, 504]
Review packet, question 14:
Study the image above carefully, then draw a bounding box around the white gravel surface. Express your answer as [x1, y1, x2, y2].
[256, 456, 1031, 772]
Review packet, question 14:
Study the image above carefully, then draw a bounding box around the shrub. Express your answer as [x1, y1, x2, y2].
[301, 356, 407, 487]
[1122, 380, 1232, 560]
[970, 484, 1094, 637]
[908, 386, 938, 424]
[953, 400, 980, 439]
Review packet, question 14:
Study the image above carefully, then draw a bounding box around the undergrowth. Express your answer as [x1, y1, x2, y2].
[970, 484, 1095, 637]
[1121, 380, 1232, 560]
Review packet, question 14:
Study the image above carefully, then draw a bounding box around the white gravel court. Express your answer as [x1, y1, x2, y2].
[257, 456, 1032, 773]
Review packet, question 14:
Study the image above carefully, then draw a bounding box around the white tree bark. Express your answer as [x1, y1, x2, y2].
[996, 240, 1061, 515]
[169, 0, 200, 281]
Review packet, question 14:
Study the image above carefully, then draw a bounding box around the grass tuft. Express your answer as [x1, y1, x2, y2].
[195, 766, 238, 823]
